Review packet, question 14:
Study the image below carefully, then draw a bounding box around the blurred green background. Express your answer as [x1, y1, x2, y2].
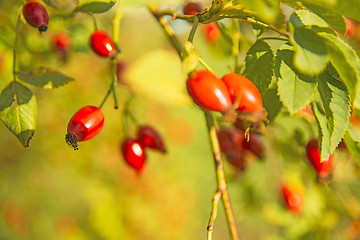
[1, 0, 360, 239]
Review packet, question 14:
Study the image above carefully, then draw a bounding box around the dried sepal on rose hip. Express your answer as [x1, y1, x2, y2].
[121, 138, 147, 174]
[306, 139, 333, 178]
[187, 70, 232, 112]
[137, 125, 166, 153]
[89, 30, 116, 58]
[65, 106, 104, 150]
[22, 1, 49, 33]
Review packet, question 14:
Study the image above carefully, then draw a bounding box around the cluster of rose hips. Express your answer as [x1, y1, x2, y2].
[121, 125, 166, 174]
[186, 69, 266, 171]
[187, 70, 264, 114]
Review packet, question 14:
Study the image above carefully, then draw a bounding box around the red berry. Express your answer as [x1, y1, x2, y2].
[242, 133, 265, 160]
[217, 127, 245, 171]
[137, 125, 166, 153]
[121, 138, 146, 173]
[281, 184, 303, 213]
[204, 22, 220, 43]
[22, 1, 49, 32]
[222, 73, 263, 112]
[187, 70, 232, 112]
[65, 106, 104, 150]
[183, 2, 202, 15]
[306, 139, 333, 178]
[53, 32, 71, 53]
[89, 30, 116, 57]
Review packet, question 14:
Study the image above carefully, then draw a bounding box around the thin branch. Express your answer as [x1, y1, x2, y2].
[207, 190, 222, 240]
[148, 5, 183, 56]
[205, 112, 240, 240]
[99, 0, 123, 109]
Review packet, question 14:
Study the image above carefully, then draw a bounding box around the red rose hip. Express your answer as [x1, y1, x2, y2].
[222, 73, 263, 112]
[53, 32, 71, 53]
[65, 106, 104, 150]
[204, 22, 220, 43]
[121, 138, 146, 173]
[306, 139, 333, 178]
[281, 184, 303, 213]
[187, 70, 232, 112]
[90, 30, 116, 57]
[137, 125, 166, 153]
[22, 1, 49, 32]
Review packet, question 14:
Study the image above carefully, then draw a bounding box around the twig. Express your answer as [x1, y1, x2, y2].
[205, 112, 240, 240]
[149, 5, 240, 239]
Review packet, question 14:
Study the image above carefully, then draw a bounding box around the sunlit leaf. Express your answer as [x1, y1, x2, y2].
[291, 27, 328, 75]
[17, 67, 74, 89]
[319, 32, 360, 103]
[276, 49, 316, 114]
[123, 49, 191, 106]
[311, 101, 331, 161]
[244, 40, 274, 94]
[0, 82, 37, 147]
[301, 2, 347, 34]
[289, 11, 329, 75]
[262, 86, 282, 122]
[317, 67, 350, 155]
[298, 0, 360, 23]
[289, 10, 328, 28]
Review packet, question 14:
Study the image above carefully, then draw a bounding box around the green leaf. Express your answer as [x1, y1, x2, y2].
[319, 32, 360, 103]
[123, 49, 191, 106]
[347, 123, 360, 142]
[288, 11, 330, 75]
[76, 0, 116, 14]
[311, 101, 331, 161]
[244, 40, 274, 94]
[0, 82, 37, 147]
[344, 126, 360, 167]
[298, 0, 360, 23]
[251, 23, 266, 37]
[301, 2, 347, 34]
[276, 49, 316, 114]
[291, 27, 328, 75]
[262, 86, 282, 122]
[317, 67, 350, 154]
[17, 67, 74, 89]
[289, 10, 328, 28]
